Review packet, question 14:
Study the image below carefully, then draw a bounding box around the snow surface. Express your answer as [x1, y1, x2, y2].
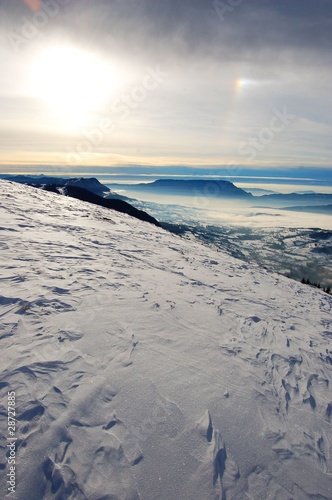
[0, 179, 332, 500]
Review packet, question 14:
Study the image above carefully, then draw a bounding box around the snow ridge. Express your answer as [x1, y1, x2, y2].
[0, 180, 331, 499]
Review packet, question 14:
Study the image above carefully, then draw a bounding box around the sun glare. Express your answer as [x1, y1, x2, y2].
[29, 46, 119, 131]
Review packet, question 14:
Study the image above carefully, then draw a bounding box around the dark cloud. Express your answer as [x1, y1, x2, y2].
[1, 0, 331, 65]
[65, 0, 332, 70]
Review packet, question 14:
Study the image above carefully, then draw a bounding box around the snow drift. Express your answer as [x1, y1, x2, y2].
[0, 180, 331, 499]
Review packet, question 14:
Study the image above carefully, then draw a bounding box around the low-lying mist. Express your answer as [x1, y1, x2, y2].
[113, 188, 332, 287]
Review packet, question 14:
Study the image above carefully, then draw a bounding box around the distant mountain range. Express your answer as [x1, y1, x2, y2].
[109, 179, 332, 207]
[253, 192, 332, 208]
[2, 175, 332, 212]
[110, 179, 253, 199]
[282, 204, 332, 215]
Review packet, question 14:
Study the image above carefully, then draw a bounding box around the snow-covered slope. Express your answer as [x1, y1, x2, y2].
[0, 179, 331, 500]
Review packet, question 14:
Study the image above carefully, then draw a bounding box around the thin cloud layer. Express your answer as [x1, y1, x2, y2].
[0, 0, 331, 171]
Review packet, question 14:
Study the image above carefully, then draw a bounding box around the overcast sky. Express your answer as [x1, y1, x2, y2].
[0, 0, 331, 176]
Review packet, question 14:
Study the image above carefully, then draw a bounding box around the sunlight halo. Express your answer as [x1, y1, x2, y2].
[28, 45, 120, 132]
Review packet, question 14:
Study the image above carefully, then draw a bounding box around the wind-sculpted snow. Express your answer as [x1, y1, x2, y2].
[0, 180, 332, 499]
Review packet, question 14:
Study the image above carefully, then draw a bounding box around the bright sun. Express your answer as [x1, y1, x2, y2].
[29, 46, 118, 131]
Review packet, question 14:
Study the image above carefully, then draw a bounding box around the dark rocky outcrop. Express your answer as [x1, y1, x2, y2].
[41, 184, 161, 227]
[0, 175, 110, 196]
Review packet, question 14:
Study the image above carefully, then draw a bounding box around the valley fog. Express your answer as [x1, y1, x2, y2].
[109, 185, 332, 287]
